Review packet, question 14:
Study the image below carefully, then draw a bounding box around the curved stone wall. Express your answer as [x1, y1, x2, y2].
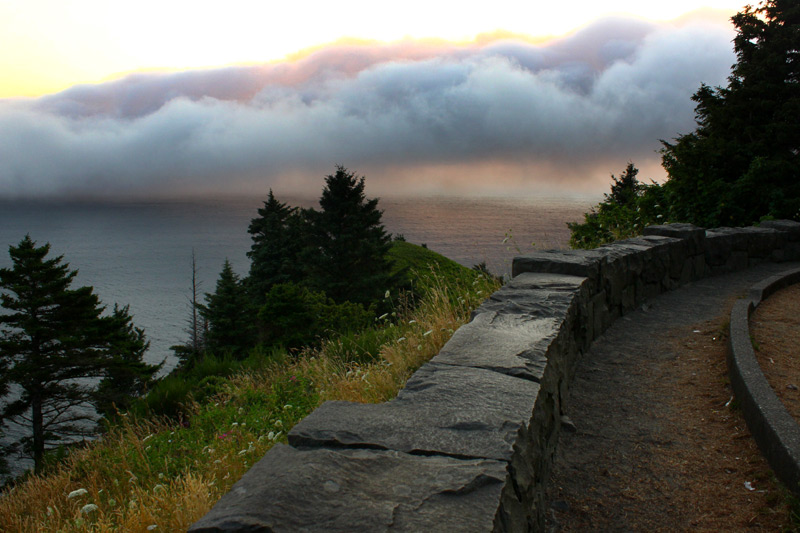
[190, 220, 800, 533]
[728, 266, 800, 495]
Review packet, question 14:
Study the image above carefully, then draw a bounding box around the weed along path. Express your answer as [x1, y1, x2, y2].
[546, 262, 800, 532]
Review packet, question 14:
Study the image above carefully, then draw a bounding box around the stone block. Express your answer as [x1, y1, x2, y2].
[433, 311, 554, 382]
[728, 250, 749, 271]
[760, 219, 800, 242]
[511, 249, 604, 281]
[643, 223, 705, 255]
[189, 445, 509, 533]
[473, 272, 587, 321]
[288, 362, 540, 462]
[705, 230, 734, 266]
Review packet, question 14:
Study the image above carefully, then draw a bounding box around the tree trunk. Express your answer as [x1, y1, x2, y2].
[31, 390, 44, 473]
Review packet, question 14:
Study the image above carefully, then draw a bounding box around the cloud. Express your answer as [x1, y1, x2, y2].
[0, 14, 736, 198]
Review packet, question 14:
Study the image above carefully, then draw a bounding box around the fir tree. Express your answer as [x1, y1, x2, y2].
[304, 166, 393, 306]
[201, 260, 254, 356]
[247, 190, 307, 305]
[0, 236, 159, 471]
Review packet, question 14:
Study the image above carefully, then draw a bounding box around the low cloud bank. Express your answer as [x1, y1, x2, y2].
[0, 15, 736, 198]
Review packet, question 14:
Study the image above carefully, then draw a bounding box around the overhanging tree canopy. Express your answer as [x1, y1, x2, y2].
[661, 0, 800, 226]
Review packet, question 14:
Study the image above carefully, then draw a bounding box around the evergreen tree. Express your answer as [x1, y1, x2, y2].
[660, 0, 800, 226]
[94, 305, 161, 418]
[304, 166, 393, 306]
[247, 190, 307, 305]
[606, 163, 641, 208]
[201, 260, 254, 356]
[0, 236, 159, 471]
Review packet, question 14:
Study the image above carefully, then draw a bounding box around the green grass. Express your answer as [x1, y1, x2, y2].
[0, 242, 500, 532]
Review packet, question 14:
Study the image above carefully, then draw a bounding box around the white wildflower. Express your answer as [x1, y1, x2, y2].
[147, 525, 158, 531]
[238, 449, 248, 456]
[142, 434, 153, 442]
[423, 330, 433, 337]
[67, 488, 88, 500]
[80, 504, 98, 514]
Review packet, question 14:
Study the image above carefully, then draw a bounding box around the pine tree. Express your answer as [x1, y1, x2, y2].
[304, 166, 393, 306]
[247, 190, 307, 306]
[201, 260, 254, 356]
[0, 236, 159, 471]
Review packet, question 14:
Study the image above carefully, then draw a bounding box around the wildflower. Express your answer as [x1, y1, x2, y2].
[158, 472, 165, 480]
[218, 432, 229, 440]
[397, 337, 406, 343]
[274, 419, 283, 428]
[231, 422, 239, 427]
[81, 504, 98, 514]
[147, 526, 158, 531]
[68, 488, 88, 500]
[142, 434, 154, 442]
[378, 313, 388, 320]
[238, 449, 248, 456]
[408, 320, 416, 324]
[267, 431, 275, 440]
[384, 290, 390, 299]
[423, 330, 433, 337]
[238, 407, 245, 414]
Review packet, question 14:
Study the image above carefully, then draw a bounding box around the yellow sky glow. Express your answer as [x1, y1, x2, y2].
[1, 0, 746, 98]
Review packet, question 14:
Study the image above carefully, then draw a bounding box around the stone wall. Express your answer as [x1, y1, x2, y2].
[190, 220, 800, 533]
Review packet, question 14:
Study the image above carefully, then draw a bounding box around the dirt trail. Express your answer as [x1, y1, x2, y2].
[546, 263, 800, 532]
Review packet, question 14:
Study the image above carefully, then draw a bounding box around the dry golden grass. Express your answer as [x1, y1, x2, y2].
[0, 271, 499, 532]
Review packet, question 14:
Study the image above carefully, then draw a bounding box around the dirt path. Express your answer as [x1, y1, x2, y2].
[546, 263, 800, 532]
[751, 283, 800, 426]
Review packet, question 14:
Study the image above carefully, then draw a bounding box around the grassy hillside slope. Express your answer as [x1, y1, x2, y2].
[0, 242, 500, 532]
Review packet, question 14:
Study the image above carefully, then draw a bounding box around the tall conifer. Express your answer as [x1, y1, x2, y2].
[0, 236, 158, 471]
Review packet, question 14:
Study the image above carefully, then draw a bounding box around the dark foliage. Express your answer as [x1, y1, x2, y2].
[0, 236, 159, 471]
[660, 0, 800, 226]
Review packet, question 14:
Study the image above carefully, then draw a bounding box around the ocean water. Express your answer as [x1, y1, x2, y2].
[0, 193, 597, 372]
[0, 192, 598, 477]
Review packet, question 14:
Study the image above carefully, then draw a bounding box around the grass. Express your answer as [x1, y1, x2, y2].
[0, 243, 500, 532]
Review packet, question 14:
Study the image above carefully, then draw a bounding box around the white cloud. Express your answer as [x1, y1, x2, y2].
[0, 15, 735, 198]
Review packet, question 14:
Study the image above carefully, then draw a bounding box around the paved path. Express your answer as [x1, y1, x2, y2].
[546, 261, 800, 532]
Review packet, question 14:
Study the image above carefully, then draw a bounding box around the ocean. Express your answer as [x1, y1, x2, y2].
[0, 193, 598, 372]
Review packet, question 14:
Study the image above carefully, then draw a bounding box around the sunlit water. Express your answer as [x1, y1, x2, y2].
[0, 192, 598, 477]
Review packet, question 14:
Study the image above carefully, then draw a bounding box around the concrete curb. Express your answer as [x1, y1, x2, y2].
[728, 267, 800, 494]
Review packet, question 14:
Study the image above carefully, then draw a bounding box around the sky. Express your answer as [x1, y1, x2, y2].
[0, 0, 748, 198]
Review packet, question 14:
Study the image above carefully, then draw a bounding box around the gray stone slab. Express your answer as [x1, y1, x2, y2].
[474, 272, 587, 319]
[643, 223, 705, 254]
[511, 249, 605, 280]
[189, 444, 508, 533]
[288, 362, 540, 461]
[432, 311, 555, 381]
[761, 219, 800, 241]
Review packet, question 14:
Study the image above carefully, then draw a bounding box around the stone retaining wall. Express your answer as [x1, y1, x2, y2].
[728, 266, 800, 495]
[190, 220, 800, 533]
